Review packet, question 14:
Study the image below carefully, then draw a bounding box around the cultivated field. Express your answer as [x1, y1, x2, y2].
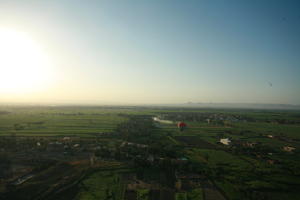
[0, 106, 130, 136]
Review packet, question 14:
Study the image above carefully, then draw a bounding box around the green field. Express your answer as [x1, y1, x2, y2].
[76, 170, 125, 200]
[0, 106, 129, 136]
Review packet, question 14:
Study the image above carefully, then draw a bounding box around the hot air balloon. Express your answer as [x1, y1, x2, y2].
[177, 122, 187, 131]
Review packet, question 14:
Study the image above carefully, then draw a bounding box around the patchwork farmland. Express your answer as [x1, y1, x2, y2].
[1, 106, 300, 200]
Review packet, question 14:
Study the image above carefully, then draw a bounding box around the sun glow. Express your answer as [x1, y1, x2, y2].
[0, 28, 53, 94]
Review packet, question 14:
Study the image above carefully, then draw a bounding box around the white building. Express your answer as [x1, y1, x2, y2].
[283, 146, 296, 152]
[220, 138, 231, 145]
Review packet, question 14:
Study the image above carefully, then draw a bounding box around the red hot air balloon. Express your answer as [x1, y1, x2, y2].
[177, 122, 187, 131]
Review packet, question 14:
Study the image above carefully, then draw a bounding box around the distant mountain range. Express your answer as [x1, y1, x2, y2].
[1, 102, 299, 110]
[176, 102, 300, 110]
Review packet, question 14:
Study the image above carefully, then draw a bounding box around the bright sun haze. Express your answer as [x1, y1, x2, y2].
[0, 0, 299, 105]
[0, 28, 52, 94]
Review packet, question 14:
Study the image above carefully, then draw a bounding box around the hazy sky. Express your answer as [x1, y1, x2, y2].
[0, 0, 299, 104]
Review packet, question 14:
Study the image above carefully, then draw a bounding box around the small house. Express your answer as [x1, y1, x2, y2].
[283, 146, 296, 152]
[220, 138, 231, 145]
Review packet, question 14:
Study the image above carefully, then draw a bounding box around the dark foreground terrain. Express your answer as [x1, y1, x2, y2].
[1, 106, 300, 200]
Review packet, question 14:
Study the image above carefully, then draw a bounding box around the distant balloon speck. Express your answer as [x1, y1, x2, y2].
[268, 82, 273, 87]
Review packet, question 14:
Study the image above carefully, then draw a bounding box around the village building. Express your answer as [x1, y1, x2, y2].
[220, 138, 231, 145]
[63, 137, 71, 141]
[283, 146, 296, 152]
[121, 141, 148, 148]
[243, 142, 258, 148]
